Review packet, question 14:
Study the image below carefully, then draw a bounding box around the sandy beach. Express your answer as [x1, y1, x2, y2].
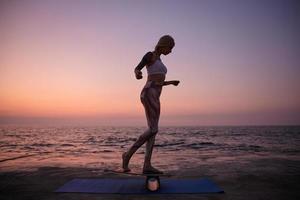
[1, 156, 299, 200]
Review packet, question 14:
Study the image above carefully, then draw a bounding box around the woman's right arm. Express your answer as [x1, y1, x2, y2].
[134, 52, 153, 79]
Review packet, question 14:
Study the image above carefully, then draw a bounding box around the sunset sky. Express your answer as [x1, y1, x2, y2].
[0, 0, 299, 126]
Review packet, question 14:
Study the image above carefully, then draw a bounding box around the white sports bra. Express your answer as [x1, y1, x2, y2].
[146, 59, 167, 75]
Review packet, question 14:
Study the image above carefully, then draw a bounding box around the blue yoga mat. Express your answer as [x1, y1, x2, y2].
[55, 178, 224, 194]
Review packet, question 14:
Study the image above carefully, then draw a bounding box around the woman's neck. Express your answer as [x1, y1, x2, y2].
[153, 50, 162, 59]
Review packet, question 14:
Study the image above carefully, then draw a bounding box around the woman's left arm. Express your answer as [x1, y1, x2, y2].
[163, 80, 180, 86]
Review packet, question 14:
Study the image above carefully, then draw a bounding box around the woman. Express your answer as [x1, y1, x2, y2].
[122, 35, 180, 174]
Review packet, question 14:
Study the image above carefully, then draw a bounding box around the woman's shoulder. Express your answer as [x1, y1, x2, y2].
[143, 51, 154, 60]
[142, 51, 155, 65]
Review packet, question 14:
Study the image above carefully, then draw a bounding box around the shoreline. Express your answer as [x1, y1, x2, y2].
[1, 157, 299, 200]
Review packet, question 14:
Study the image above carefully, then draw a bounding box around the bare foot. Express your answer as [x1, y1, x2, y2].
[143, 165, 163, 174]
[122, 152, 131, 172]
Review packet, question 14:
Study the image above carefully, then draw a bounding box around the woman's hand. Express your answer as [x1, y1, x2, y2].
[134, 69, 143, 80]
[171, 80, 180, 86]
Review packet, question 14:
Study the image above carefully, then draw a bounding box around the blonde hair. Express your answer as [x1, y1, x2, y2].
[155, 35, 175, 51]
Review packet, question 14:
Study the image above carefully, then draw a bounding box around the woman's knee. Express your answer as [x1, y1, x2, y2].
[137, 130, 153, 141]
[140, 128, 158, 139]
[149, 127, 158, 135]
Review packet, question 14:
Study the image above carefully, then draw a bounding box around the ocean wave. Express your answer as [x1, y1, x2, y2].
[60, 144, 75, 147]
[155, 141, 185, 147]
[31, 143, 55, 147]
[180, 142, 216, 149]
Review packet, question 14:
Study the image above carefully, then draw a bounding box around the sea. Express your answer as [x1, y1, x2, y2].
[0, 125, 299, 172]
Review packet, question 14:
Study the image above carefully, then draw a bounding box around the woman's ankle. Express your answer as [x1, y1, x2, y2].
[143, 163, 152, 169]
